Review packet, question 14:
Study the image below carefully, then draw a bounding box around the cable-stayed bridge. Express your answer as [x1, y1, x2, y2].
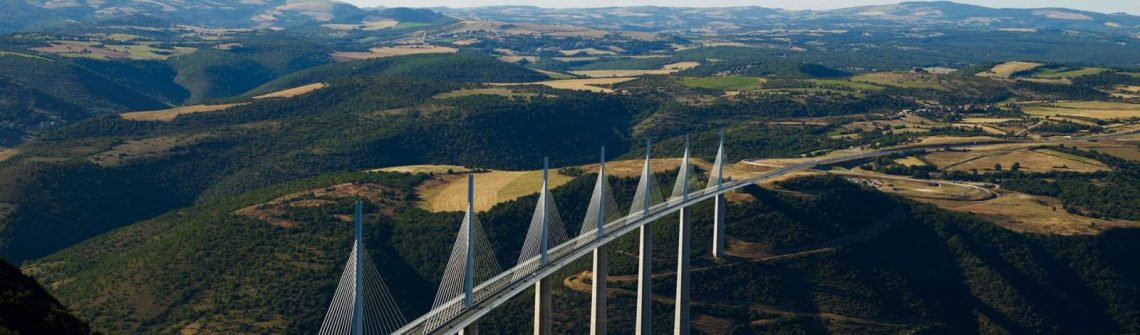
[318, 133, 920, 335]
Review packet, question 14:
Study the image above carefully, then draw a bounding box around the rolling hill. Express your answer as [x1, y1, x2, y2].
[0, 0, 368, 32]
[20, 173, 1140, 333]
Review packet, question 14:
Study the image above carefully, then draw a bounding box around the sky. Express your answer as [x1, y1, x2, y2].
[341, 0, 1140, 15]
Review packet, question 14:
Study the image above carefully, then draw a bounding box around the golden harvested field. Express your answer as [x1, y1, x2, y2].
[497, 56, 539, 63]
[962, 117, 1020, 124]
[976, 61, 1043, 78]
[0, 148, 20, 163]
[432, 88, 540, 99]
[120, 103, 242, 122]
[253, 83, 327, 99]
[569, 61, 701, 78]
[1020, 101, 1140, 120]
[421, 170, 574, 212]
[894, 156, 927, 166]
[559, 48, 617, 56]
[927, 191, 1140, 235]
[926, 148, 1109, 173]
[331, 45, 457, 60]
[510, 78, 638, 93]
[1089, 146, 1140, 161]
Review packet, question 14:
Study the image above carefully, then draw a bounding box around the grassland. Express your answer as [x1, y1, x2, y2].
[679, 76, 764, 90]
[976, 61, 1043, 78]
[809, 79, 885, 91]
[374, 165, 473, 174]
[927, 191, 1139, 235]
[0, 148, 20, 163]
[1030, 67, 1107, 79]
[852, 72, 948, 90]
[1020, 101, 1140, 120]
[320, 19, 399, 31]
[569, 61, 699, 78]
[30, 40, 196, 60]
[86, 135, 212, 167]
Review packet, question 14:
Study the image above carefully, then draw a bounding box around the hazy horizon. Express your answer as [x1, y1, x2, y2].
[342, 0, 1140, 15]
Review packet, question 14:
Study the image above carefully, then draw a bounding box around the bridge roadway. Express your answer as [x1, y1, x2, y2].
[394, 131, 1138, 335]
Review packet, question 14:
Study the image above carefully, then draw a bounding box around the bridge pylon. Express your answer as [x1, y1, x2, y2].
[317, 200, 407, 335]
[671, 135, 693, 335]
[428, 175, 501, 335]
[709, 130, 727, 258]
[630, 139, 662, 335]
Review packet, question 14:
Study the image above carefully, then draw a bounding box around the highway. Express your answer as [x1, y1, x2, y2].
[395, 129, 1139, 335]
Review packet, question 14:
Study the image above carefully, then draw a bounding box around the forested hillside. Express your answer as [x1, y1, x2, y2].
[247, 53, 548, 96]
[0, 258, 91, 334]
[23, 172, 1140, 334]
[0, 60, 635, 262]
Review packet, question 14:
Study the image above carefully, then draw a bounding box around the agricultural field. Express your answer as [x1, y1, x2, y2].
[320, 19, 400, 31]
[0, 148, 19, 163]
[808, 79, 885, 92]
[30, 40, 196, 60]
[252, 83, 327, 99]
[679, 76, 764, 90]
[976, 61, 1043, 78]
[928, 190, 1140, 235]
[511, 77, 638, 93]
[923, 147, 1109, 173]
[894, 156, 928, 167]
[1020, 101, 1140, 120]
[120, 103, 242, 122]
[1111, 85, 1140, 99]
[569, 61, 700, 78]
[331, 45, 457, 61]
[432, 88, 541, 99]
[531, 69, 575, 79]
[852, 72, 949, 90]
[559, 48, 617, 56]
[123, 83, 331, 121]
[1028, 66, 1107, 79]
[415, 168, 574, 212]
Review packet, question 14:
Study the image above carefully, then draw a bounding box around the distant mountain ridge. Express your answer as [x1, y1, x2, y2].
[438, 1, 1140, 35]
[1, 0, 368, 31]
[3, 1, 1139, 35]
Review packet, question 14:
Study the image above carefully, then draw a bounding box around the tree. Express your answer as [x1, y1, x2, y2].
[994, 163, 1003, 171]
[1011, 162, 1021, 172]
